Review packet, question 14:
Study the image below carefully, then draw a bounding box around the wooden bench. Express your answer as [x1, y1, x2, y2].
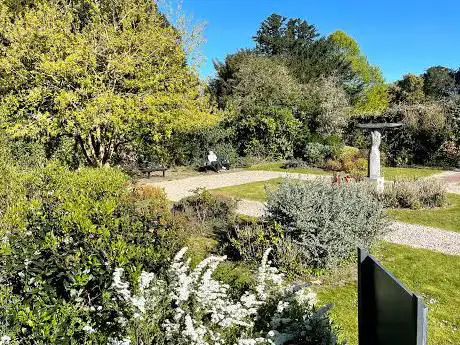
[139, 165, 167, 178]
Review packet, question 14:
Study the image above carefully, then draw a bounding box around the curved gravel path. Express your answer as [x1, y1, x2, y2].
[145, 170, 460, 256]
[385, 222, 460, 255]
[146, 170, 322, 201]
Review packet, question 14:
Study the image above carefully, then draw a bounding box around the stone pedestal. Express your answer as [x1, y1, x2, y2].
[368, 131, 381, 180]
[368, 177, 385, 194]
[356, 122, 402, 194]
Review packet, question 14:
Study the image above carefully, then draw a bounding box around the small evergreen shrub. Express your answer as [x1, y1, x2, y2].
[381, 179, 447, 209]
[303, 142, 332, 166]
[266, 180, 387, 268]
[173, 188, 238, 226]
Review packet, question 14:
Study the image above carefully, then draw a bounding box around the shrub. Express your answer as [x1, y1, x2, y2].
[0, 164, 184, 343]
[266, 180, 387, 268]
[302, 142, 332, 166]
[381, 179, 447, 209]
[226, 220, 311, 277]
[324, 146, 367, 178]
[110, 248, 343, 345]
[281, 159, 309, 169]
[173, 188, 238, 227]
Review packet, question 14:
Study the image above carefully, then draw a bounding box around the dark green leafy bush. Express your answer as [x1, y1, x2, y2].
[302, 142, 333, 166]
[266, 180, 387, 268]
[0, 164, 184, 343]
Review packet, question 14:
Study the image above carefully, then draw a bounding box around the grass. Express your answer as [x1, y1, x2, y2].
[382, 166, 443, 180]
[246, 162, 330, 175]
[247, 162, 443, 180]
[388, 193, 460, 233]
[317, 243, 460, 345]
[212, 178, 283, 202]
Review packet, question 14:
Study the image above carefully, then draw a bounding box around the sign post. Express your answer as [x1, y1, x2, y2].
[358, 248, 427, 345]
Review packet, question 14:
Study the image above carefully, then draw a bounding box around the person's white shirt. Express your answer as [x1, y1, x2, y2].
[208, 151, 218, 163]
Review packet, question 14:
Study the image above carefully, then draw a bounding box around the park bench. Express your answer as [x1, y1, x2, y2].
[139, 163, 168, 178]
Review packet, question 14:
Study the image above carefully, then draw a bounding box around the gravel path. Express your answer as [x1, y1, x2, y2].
[145, 170, 460, 256]
[147, 170, 322, 201]
[384, 222, 460, 256]
[431, 170, 460, 194]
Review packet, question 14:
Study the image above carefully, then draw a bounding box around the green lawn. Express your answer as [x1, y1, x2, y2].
[247, 162, 443, 180]
[247, 162, 330, 175]
[317, 243, 460, 345]
[212, 178, 283, 202]
[382, 166, 443, 180]
[388, 194, 460, 233]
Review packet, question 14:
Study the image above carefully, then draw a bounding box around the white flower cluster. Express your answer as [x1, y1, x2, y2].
[0, 335, 11, 345]
[111, 248, 321, 345]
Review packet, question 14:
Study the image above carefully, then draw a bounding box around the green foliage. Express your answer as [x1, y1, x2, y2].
[266, 180, 388, 268]
[390, 74, 426, 104]
[253, 13, 319, 56]
[225, 220, 312, 277]
[424, 66, 457, 99]
[302, 142, 333, 166]
[377, 102, 448, 166]
[381, 179, 447, 209]
[0, 163, 184, 343]
[233, 105, 300, 159]
[329, 30, 389, 114]
[300, 76, 350, 137]
[173, 188, 238, 228]
[324, 146, 367, 178]
[0, 0, 215, 167]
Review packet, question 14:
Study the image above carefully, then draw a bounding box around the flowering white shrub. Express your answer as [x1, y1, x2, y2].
[110, 248, 342, 345]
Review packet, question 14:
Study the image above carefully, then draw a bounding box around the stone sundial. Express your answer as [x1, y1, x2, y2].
[356, 122, 403, 191]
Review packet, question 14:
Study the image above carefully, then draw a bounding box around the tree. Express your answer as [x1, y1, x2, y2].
[390, 74, 425, 104]
[329, 30, 389, 114]
[288, 37, 354, 85]
[223, 55, 303, 158]
[300, 75, 350, 137]
[209, 49, 256, 109]
[253, 13, 318, 56]
[423, 66, 457, 99]
[0, 0, 215, 167]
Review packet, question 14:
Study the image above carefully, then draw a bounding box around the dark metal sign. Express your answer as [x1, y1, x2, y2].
[358, 248, 427, 345]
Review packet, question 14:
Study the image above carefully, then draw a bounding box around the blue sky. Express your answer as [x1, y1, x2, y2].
[173, 0, 460, 82]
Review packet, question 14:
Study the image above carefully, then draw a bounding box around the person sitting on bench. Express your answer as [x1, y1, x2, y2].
[207, 150, 223, 172]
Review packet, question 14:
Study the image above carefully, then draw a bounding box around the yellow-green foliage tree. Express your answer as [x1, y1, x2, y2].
[0, 0, 215, 166]
[329, 30, 389, 115]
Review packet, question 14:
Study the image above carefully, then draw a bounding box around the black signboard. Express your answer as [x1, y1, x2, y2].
[358, 248, 427, 345]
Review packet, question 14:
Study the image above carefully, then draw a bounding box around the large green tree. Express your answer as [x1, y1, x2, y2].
[329, 30, 389, 114]
[423, 66, 457, 99]
[0, 0, 214, 167]
[253, 13, 318, 55]
[390, 74, 425, 104]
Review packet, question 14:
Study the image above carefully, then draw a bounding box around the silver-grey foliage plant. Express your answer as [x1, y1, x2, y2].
[266, 180, 388, 268]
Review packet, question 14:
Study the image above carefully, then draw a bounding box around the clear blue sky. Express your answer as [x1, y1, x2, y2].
[173, 0, 460, 82]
